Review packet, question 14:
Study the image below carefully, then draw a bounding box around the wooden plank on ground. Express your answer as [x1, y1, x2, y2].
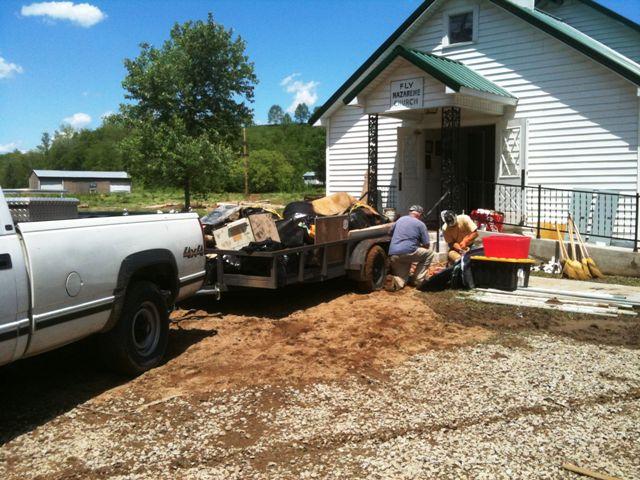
[561, 462, 620, 480]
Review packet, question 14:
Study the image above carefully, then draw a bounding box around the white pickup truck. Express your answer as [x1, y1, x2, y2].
[0, 188, 206, 374]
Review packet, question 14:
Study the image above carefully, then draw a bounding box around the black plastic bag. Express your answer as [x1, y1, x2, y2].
[240, 239, 284, 253]
[418, 266, 454, 291]
[276, 218, 306, 248]
[283, 201, 315, 219]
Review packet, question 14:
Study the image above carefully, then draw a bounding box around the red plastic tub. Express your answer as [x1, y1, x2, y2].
[482, 234, 531, 259]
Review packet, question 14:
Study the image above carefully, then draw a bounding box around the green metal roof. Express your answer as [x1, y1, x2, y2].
[309, 0, 640, 125]
[343, 46, 516, 105]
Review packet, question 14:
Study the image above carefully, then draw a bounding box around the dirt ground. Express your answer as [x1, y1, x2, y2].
[1, 280, 639, 479]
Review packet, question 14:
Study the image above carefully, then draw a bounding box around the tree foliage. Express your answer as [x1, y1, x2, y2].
[0, 107, 326, 194]
[267, 105, 284, 125]
[230, 149, 294, 193]
[120, 116, 233, 198]
[294, 103, 310, 124]
[0, 120, 128, 189]
[120, 13, 257, 208]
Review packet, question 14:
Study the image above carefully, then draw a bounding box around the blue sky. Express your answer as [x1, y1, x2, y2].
[0, 0, 638, 152]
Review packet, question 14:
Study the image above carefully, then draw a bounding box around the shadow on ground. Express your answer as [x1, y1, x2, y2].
[0, 327, 212, 446]
[179, 278, 355, 319]
[0, 279, 355, 445]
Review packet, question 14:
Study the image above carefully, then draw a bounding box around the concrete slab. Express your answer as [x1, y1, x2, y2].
[527, 276, 640, 302]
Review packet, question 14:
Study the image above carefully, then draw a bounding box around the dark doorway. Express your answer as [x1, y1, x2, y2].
[460, 125, 495, 212]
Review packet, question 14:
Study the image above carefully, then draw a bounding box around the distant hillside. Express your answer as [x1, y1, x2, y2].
[0, 122, 325, 192]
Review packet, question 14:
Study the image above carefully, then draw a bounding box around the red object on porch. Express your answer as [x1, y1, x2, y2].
[470, 209, 504, 232]
[482, 234, 531, 259]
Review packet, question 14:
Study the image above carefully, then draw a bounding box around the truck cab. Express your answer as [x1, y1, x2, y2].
[0, 187, 206, 374]
[0, 189, 30, 365]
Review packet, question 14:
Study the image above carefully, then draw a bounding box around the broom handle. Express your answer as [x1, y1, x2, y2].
[572, 217, 590, 257]
[568, 216, 578, 260]
[568, 215, 583, 257]
[556, 223, 567, 260]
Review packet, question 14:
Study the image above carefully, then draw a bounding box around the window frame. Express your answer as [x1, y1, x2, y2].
[443, 5, 479, 48]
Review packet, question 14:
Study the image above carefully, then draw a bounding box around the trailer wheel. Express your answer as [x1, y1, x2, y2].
[356, 245, 387, 292]
[100, 281, 169, 376]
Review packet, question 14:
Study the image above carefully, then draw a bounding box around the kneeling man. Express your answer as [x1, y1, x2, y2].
[441, 210, 479, 264]
[388, 205, 434, 289]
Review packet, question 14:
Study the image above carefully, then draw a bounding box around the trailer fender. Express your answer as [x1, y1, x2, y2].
[347, 237, 389, 280]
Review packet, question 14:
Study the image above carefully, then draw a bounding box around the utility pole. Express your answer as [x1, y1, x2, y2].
[242, 126, 249, 196]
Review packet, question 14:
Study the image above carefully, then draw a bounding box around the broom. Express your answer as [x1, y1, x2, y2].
[556, 223, 580, 280]
[571, 216, 604, 279]
[567, 217, 591, 280]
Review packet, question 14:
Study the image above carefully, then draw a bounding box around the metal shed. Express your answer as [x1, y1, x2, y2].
[29, 170, 132, 194]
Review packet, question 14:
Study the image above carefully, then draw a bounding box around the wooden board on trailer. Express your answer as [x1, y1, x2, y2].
[315, 215, 349, 264]
[248, 213, 280, 243]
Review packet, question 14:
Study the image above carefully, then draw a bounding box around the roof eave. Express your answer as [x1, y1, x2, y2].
[491, 0, 640, 87]
[575, 0, 640, 35]
[342, 46, 463, 105]
[307, 0, 439, 125]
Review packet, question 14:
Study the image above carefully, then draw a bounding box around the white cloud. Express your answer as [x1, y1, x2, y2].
[0, 57, 24, 79]
[21, 2, 106, 28]
[280, 73, 319, 113]
[0, 142, 22, 154]
[63, 112, 92, 129]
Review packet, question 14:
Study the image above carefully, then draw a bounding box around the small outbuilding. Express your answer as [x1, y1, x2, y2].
[303, 171, 324, 186]
[29, 170, 132, 194]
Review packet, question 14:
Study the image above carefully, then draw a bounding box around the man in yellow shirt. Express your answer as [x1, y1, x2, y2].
[441, 210, 479, 263]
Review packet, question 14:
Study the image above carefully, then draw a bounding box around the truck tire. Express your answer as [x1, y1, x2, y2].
[356, 245, 387, 292]
[101, 281, 169, 376]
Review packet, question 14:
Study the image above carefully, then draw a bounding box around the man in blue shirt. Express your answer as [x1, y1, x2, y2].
[388, 205, 434, 289]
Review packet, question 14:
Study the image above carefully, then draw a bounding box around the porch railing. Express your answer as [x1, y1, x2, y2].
[464, 180, 639, 252]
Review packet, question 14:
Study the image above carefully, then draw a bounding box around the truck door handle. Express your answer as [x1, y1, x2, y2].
[0, 254, 12, 270]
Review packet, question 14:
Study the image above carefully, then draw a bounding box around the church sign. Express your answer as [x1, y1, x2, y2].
[390, 77, 423, 109]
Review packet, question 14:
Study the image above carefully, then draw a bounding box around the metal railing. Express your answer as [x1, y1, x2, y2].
[465, 180, 639, 252]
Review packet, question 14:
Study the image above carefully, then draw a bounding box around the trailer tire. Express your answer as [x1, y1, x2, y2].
[356, 245, 387, 292]
[100, 281, 169, 376]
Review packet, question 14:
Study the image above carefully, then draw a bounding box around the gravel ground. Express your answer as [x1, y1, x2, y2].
[1, 286, 639, 479]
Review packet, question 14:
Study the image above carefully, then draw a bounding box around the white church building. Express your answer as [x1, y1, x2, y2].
[311, 0, 640, 246]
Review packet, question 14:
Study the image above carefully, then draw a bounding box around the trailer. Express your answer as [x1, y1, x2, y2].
[203, 220, 392, 297]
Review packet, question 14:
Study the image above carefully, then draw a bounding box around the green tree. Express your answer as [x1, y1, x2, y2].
[37, 132, 51, 157]
[120, 13, 257, 208]
[267, 105, 284, 125]
[294, 103, 310, 124]
[121, 116, 234, 200]
[237, 149, 295, 192]
[282, 113, 293, 125]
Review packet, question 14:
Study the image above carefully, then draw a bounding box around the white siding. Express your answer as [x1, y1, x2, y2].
[325, 0, 639, 206]
[405, 0, 639, 193]
[328, 104, 403, 201]
[540, 0, 640, 64]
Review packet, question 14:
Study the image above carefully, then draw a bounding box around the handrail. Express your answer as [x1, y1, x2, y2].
[424, 190, 450, 219]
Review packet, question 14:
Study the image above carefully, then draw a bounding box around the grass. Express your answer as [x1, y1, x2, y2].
[74, 188, 325, 214]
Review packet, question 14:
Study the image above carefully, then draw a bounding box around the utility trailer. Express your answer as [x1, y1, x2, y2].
[203, 222, 392, 297]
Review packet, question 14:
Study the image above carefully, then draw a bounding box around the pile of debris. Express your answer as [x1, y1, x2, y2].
[200, 192, 389, 280]
[201, 192, 388, 252]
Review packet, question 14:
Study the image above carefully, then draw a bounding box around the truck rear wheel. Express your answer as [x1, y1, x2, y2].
[356, 245, 387, 292]
[101, 281, 169, 376]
